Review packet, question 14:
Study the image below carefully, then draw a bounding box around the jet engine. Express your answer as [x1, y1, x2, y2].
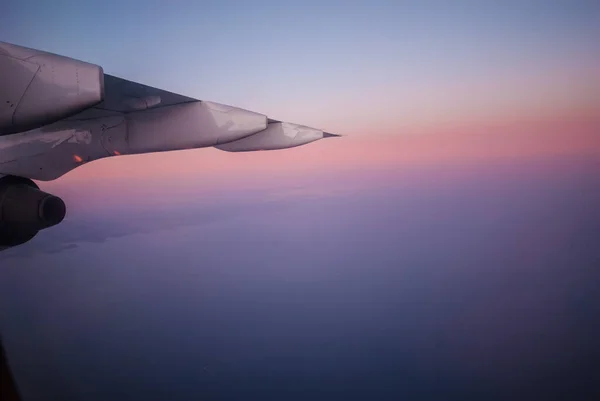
[0, 175, 66, 249]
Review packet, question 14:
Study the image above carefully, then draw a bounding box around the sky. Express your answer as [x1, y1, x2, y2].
[2, 0, 600, 192]
[1, 1, 600, 400]
[3, 1, 600, 141]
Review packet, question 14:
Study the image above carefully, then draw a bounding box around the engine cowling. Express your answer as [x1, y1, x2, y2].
[0, 175, 66, 249]
[0, 41, 104, 135]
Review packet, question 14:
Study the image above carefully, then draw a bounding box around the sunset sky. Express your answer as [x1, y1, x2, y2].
[3, 0, 599, 190]
[2, 3, 600, 400]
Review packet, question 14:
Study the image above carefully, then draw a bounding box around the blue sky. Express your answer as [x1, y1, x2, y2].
[3, 0, 599, 132]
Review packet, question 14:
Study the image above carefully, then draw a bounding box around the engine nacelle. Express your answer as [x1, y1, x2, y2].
[0, 175, 66, 249]
[0, 41, 104, 135]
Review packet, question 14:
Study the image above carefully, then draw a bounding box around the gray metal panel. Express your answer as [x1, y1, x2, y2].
[0, 41, 104, 134]
[0, 55, 38, 131]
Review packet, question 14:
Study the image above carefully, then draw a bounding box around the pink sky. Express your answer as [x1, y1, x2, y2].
[39, 56, 599, 208]
[37, 109, 599, 217]
[50, 113, 600, 185]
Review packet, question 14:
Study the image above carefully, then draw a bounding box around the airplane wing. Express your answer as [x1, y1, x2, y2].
[0, 45, 339, 182]
[0, 41, 340, 250]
